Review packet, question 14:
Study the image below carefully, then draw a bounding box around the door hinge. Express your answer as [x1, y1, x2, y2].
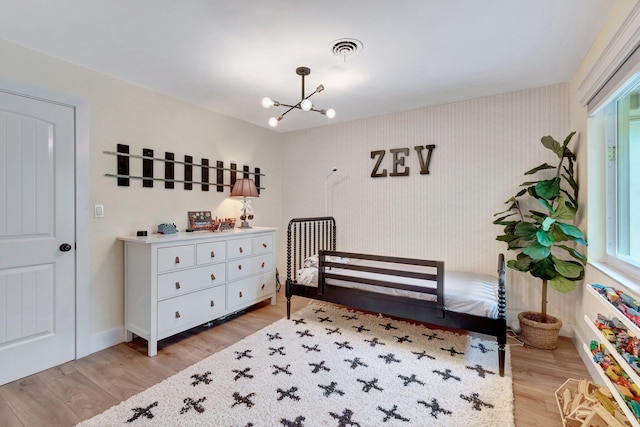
[607, 146, 616, 161]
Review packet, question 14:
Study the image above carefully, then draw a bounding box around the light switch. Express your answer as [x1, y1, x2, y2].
[94, 204, 105, 218]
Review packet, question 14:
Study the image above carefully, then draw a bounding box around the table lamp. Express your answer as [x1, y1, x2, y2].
[230, 178, 259, 228]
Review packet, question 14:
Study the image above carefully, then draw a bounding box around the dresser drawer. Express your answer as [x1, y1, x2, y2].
[227, 237, 252, 259]
[196, 241, 226, 265]
[253, 253, 273, 275]
[227, 273, 275, 310]
[157, 286, 226, 336]
[227, 256, 254, 281]
[157, 263, 226, 300]
[252, 234, 273, 255]
[157, 245, 195, 272]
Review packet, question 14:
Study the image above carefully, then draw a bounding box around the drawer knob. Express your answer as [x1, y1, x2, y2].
[175, 256, 180, 264]
[262, 243, 267, 248]
[239, 247, 243, 253]
[210, 300, 215, 307]
[210, 273, 216, 281]
[261, 283, 265, 290]
[210, 251, 215, 258]
[238, 264, 242, 270]
[175, 282, 181, 289]
[261, 262, 265, 268]
[239, 291, 243, 298]
[175, 311, 181, 318]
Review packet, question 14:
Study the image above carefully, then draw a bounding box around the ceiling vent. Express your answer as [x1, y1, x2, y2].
[329, 38, 363, 61]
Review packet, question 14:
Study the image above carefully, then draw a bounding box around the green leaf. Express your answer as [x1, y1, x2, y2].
[541, 135, 564, 158]
[538, 198, 554, 213]
[514, 222, 538, 239]
[550, 275, 576, 293]
[523, 243, 551, 260]
[529, 258, 556, 280]
[524, 163, 556, 175]
[551, 197, 574, 220]
[556, 244, 587, 264]
[535, 178, 560, 200]
[536, 229, 555, 247]
[551, 256, 584, 278]
[542, 217, 556, 231]
[555, 222, 584, 240]
[512, 254, 533, 271]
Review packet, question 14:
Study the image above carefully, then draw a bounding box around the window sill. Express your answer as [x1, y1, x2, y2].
[589, 260, 640, 294]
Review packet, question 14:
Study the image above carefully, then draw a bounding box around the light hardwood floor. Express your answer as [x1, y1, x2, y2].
[0, 295, 591, 426]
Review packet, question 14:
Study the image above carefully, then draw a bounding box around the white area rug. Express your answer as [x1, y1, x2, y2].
[78, 303, 514, 426]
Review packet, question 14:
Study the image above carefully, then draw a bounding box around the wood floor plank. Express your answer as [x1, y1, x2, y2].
[0, 295, 594, 427]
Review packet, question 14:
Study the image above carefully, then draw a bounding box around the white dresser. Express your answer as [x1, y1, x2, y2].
[119, 227, 276, 356]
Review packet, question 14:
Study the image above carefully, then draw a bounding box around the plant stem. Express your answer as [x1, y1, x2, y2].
[541, 279, 548, 323]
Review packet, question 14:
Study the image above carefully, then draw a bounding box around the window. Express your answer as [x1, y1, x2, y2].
[596, 74, 640, 278]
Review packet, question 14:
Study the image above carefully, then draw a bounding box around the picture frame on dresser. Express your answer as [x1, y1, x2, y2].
[187, 210, 212, 231]
[118, 227, 277, 356]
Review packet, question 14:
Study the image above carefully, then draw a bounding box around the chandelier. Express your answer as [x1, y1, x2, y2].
[261, 66, 336, 128]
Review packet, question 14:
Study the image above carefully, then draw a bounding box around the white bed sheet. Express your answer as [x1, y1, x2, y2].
[296, 259, 499, 319]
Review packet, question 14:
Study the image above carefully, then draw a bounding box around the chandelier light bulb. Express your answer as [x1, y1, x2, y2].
[300, 99, 312, 111]
[262, 97, 274, 108]
[268, 116, 279, 127]
[325, 108, 336, 119]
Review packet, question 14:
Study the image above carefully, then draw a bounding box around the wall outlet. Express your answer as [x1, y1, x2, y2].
[94, 204, 105, 218]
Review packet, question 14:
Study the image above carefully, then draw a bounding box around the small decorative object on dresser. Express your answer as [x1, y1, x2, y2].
[187, 211, 212, 231]
[119, 227, 276, 356]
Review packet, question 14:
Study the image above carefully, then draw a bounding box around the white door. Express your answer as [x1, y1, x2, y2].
[0, 90, 76, 385]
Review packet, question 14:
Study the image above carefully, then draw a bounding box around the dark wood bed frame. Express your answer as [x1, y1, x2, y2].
[285, 216, 507, 376]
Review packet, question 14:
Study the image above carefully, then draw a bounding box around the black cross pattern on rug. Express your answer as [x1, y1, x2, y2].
[302, 343, 321, 353]
[471, 342, 495, 354]
[313, 307, 327, 314]
[378, 353, 401, 364]
[440, 346, 465, 356]
[190, 371, 213, 386]
[460, 392, 495, 411]
[393, 335, 413, 344]
[398, 373, 425, 387]
[325, 327, 342, 335]
[344, 356, 368, 369]
[317, 316, 333, 323]
[309, 360, 330, 373]
[272, 364, 292, 376]
[232, 392, 256, 408]
[296, 329, 314, 338]
[329, 408, 362, 427]
[232, 367, 254, 381]
[411, 350, 435, 360]
[266, 332, 283, 341]
[423, 332, 444, 341]
[334, 341, 353, 350]
[417, 398, 453, 419]
[318, 381, 345, 397]
[379, 322, 398, 331]
[269, 346, 286, 356]
[126, 401, 158, 423]
[292, 318, 307, 325]
[377, 404, 410, 423]
[352, 325, 370, 333]
[179, 396, 206, 414]
[280, 415, 305, 427]
[234, 349, 253, 360]
[433, 369, 461, 382]
[364, 337, 385, 348]
[276, 386, 301, 401]
[357, 377, 383, 393]
[342, 314, 358, 321]
[466, 364, 495, 378]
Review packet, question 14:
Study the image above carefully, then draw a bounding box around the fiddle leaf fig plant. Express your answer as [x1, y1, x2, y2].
[493, 131, 587, 322]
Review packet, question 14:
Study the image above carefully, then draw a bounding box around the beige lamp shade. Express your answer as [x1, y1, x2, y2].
[230, 178, 259, 198]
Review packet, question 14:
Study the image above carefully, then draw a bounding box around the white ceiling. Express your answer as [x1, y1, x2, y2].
[0, 0, 615, 132]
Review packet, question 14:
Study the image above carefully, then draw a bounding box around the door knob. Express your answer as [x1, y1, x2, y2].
[59, 243, 72, 252]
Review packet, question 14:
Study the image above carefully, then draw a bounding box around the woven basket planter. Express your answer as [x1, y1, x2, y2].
[518, 311, 562, 350]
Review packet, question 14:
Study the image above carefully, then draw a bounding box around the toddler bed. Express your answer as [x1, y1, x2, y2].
[285, 216, 507, 376]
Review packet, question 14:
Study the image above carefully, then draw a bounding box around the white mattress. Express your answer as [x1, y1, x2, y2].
[296, 259, 500, 319]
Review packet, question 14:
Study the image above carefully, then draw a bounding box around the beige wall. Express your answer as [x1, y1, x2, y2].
[0, 39, 283, 351]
